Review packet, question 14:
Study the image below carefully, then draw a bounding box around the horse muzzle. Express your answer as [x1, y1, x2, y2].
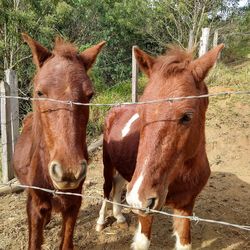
[48, 160, 87, 190]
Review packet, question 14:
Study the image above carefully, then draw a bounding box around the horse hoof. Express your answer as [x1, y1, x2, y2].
[96, 223, 105, 232]
[117, 221, 128, 229]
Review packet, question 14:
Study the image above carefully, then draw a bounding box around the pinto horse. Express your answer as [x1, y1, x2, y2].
[13, 34, 105, 250]
[96, 44, 224, 249]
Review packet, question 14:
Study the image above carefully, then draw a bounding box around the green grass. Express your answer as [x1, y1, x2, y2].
[207, 61, 250, 90]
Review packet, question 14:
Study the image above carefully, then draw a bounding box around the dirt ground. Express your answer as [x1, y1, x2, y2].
[0, 86, 249, 250]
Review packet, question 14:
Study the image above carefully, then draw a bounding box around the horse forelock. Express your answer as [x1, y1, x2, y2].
[52, 40, 78, 60]
[155, 46, 193, 77]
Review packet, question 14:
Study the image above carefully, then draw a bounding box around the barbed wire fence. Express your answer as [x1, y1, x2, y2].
[0, 90, 250, 233]
[0, 181, 249, 232]
[1, 90, 249, 107]
[0, 27, 250, 238]
[0, 90, 249, 148]
[0, 89, 249, 150]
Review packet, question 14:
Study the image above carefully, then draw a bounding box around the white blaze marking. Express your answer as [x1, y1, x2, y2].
[174, 232, 192, 250]
[126, 174, 144, 208]
[131, 222, 150, 250]
[121, 113, 139, 137]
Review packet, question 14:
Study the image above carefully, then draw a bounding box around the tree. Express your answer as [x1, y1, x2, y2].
[219, 5, 250, 61]
[129, 0, 241, 49]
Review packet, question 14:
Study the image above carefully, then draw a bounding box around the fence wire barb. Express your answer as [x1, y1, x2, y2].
[0, 182, 249, 232]
[0, 90, 250, 107]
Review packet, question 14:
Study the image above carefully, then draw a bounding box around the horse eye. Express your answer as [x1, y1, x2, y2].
[180, 112, 193, 125]
[37, 91, 44, 97]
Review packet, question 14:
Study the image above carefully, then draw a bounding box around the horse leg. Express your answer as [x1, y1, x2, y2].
[27, 192, 51, 250]
[96, 199, 108, 231]
[173, 203, 194, 250]
[112, 173, 127, 226]
[60, 198, 81, 250]
[96, 150, 114, 232]
[131, 215, 153, 250]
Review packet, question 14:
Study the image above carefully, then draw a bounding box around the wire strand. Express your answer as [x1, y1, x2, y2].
[1, 89, 250, 232]
[0, 182, 249, 231]
[0, 90, 249, 107]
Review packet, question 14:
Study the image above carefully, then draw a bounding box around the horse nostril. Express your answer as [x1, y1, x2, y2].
[49, 162, 63, 182]
[75, 160, 87, 181]
[147, 197, 157, 210]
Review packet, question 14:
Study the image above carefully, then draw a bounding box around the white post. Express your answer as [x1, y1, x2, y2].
[188, 30, 194, 50]
[1, 81, 14, 182]
[213, 29, 220, 63]
[132, 46, 139, 102]
[199, 27, 210, 57]
[4, 69, 19, 154]
[213, 29, 218, 48]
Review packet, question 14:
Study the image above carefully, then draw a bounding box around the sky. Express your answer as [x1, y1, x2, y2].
[239, 0, 249, 7]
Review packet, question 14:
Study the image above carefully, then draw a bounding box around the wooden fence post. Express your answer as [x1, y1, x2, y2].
[4, 69, 19, 154]
[213, 29, 218, 48]
[0, 80, 14, 183]
[132, 46, 139, 102]
[213, 29, 220, 64]
[199, 27, 210, 57]
[188, 30, 194, 50]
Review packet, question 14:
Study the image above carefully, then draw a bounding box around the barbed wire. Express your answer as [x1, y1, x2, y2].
[0, 90, 249, 107]
[1, 89, 250, 232]
[0, 182, 249, 231]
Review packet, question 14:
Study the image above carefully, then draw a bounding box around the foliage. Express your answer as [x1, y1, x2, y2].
[219, 6, 250, 62]
[87, 76, 147, 140]
[0, 0, 247, 84]
[0, 0, 249, 136]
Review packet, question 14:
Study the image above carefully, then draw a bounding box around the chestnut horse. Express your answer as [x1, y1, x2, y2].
[13, 34, 105, 250]
[96, 44, 224, 249]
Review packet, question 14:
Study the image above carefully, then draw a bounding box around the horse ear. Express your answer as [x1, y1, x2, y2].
[22, 33, 52, 69]
[80, 41, 106, 71]
[134, 47, 156, 77]
[190, 44, 224, 82]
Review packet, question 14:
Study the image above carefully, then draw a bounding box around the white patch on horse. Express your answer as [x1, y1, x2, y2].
[112, 174, 127, 223]
[126, 174, 144, 209]
[174, 232, 192, 250]
[131, 222, 150, 250]
[96, 199, 107, 232]
[121, 113, 139, 137]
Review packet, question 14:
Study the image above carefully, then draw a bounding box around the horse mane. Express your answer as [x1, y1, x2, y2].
[156, 45, 193, 76]
[52, 37, 78, 60]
